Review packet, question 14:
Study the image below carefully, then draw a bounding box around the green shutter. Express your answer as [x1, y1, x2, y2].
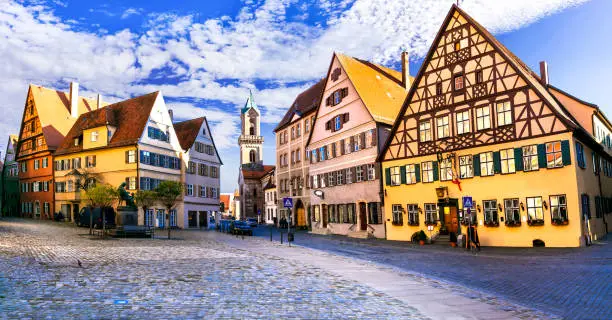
[514, 148, 524, 171]
[561, 140, 571, 166]
[385, 168, 391, 186]
[432, 161, 439, 181]
[473, 155, 481, 176]
[400, 166, 407, 184]
[415, 164, 421, 183]
[537, 144, 547, 168]
[493, 151, 501, 174]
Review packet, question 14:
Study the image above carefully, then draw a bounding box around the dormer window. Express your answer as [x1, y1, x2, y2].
[73, 138, 79, 146]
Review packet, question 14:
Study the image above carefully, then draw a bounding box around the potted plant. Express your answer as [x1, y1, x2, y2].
[551, 217, 569, 226]
[417, 230, 427, 245]
[449, 232, 457, 247]
[439, 224, 449, 235]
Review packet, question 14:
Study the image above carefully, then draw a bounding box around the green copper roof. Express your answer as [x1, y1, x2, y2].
[241, 90, 259, 114]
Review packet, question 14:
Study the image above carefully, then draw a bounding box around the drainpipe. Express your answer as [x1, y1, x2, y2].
[597, 161, 608, 237]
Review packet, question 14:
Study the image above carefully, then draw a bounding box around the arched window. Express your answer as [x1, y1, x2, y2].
[249, 125, 255, 135]
[249, 150, 256, 163]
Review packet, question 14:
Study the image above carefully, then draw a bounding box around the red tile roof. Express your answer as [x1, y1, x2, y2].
[241, 165, 275, 180]
[173, 117, 205, 151]
[274, 79, 326, 132]
[55, 92, 159, 155]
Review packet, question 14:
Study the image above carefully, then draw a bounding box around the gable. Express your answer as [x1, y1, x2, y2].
[17, 89, 50, 158]
[381, 6, 574, 162]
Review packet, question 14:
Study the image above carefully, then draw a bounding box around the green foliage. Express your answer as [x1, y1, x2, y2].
[133, 190, 156, 210]
[83, 184, 118, 208]
[417, 230, 427, 241]
[155, 180, 183, 210]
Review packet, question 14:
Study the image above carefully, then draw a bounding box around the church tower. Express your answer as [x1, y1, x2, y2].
[238, 90, 264, 167]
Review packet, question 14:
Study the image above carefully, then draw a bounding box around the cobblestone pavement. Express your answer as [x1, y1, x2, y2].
[254, 226, 612, 320]
[0, 219, 553, 320]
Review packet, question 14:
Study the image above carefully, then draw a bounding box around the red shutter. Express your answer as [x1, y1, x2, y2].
[125, 151, 129, 164]
[343, 113, 349, 123]
[125, 178, 129, 189]
[371, 129, 377, 147]
[326, 96, 332, 106]
[93, 155, 96, 166]
[325, 120, 331, 130]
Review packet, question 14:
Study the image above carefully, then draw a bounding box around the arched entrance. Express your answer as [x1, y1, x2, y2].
[295, 200, 306, 228]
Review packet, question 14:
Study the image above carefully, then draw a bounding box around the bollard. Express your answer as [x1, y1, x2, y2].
[280, 232, 283, 244]
[270, 228, 273, 242]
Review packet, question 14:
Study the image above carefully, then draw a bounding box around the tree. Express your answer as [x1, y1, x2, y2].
[134, 190, 156, 227]
[83, 184, 117, 236]
[155, 181, 183, 239]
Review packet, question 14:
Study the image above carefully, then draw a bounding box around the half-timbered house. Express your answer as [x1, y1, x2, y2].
[379, 5, 612, 247]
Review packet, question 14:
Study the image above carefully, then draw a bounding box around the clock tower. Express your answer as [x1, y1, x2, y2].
[238, 90, 264, 167]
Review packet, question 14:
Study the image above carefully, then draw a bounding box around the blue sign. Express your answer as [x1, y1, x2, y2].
[283, 197, 293, 208]
[463, 196, 473, 208]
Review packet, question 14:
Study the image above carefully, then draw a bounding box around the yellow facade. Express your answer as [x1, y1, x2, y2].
[83, 126, 110, 150]
[383, 132, 587, 248]
[54, 143, 138, 219]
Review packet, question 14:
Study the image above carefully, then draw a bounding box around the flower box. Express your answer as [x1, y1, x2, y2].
[551, 218, 569, 226]
[424, 220, 437, 226]
[527, 219, 545, 226]
[408, 221, 420, 226]
[484, 220, 500, 227]
[505, 220, 521, 227]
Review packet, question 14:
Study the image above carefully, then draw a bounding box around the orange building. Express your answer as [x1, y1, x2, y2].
[16, 83, 103, 219]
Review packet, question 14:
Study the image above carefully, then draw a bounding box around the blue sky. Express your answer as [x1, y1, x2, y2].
[1, 0, 609, 193]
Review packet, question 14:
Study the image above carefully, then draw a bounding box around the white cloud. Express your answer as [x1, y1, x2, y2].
[0, 0, 591, 192]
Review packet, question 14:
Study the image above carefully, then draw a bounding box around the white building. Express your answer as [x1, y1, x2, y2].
[174, 117, 223, 229]
[263, 168, 277, 224]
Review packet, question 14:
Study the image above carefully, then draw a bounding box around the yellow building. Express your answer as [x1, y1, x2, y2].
[379, 5, 612, 247]
[53, 91, 187, 228]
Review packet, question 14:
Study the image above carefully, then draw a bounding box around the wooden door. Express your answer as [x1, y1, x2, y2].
[322, 205, 328, 228]
[297, 208, 306, 227]
[445, 206, 459, 233]
[359, 202, 367, 231]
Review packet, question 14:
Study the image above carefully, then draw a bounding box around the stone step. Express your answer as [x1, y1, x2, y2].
[348, 231, 373, 239]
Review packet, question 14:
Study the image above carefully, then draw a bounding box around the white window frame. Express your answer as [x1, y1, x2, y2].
[500, 148, 515, 174]
[456, 110, 470, 135]
[476, 106, 491, 130]
[496, 101, 512, 126]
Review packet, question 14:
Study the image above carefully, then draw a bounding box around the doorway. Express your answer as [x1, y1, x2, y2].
[444, 206, 459, 234]
[34, 201, 41, 219]
[295, 200, 306, 227]
[199, 211, 208, 228]
[322, 204, 328, 228]
[359, 202, 367, 231]
[188, 211, 197, 228]
[72, 204, 79, 222]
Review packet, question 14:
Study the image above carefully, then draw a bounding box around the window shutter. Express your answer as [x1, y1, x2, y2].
[360, 132, 366, 149]
[432, 161, 439, 181]
[371, 129, 377, 147]
[561, 140, 571, 165]
[473, 155, 481, 176]
[537, 144, 547, 169]
[343, 113, 350, 123]
[135, 177, 139, 190]
[374, 164, 381, 180]
[340, 139, 345, 155]
[400, 166, 407, 184]
[125, 151, 129, 164]
[92, 155, 96, 166]
[415, 164, 421, 183]
[341, 87, 348, 98]
[125, 178, 129, 188]
[385, 168, 391, 186]
[493, 151, 501, 174]
[325, 120, 331, 130]
[350, 136, 355, 150]
[514, 148, 524, 171]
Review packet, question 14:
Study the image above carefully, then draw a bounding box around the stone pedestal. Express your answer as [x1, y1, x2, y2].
[117, 206, 138, 226]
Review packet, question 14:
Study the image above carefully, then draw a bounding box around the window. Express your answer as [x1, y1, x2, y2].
[305, 119, 310, 133]
[476, 106, 491, 130]
[407, 204, 419, 225]
[345, 168, 353, 184]
[550, 195, 568, 223]
[390, 166, 401, 186]
[483, 200, 498, 225]
[21, 162, 27, 172]
[187, 184, 194, 196]
[86, 155, 96, 168]
[91, 131, 98, 142]
[522, 145, 539, 171]
[500, 149, 515, 174]
[425, 203, 437, 223]
[296, 123, 301, 137]
[128, 177, 136, 190]
[456, 111, 470, 135]
[496, 101, 512, 126]
[581, 194, 591, 219]
[436, 116, 450, 139]
[337, 170, 344, 185]
[546, 141, 563, 168]
[328, 171, 335, 187]
[319, 147, 326, 161]
[42, 158, 48, 168]
[504, 198, 520, 225]
[353, 135, 360, 152]
[453, 74, 464, 91]
[405, 164, 417, 184]
[592, 152, 600, 175]
[422, 161, 434, 183]
[356, 166, 364, 182]
[475, 70, 483, 84]
[419, 120, 432, 142]
[333, 90, 342, 105]
[454, 41, 461, 51]
[576, 142, 586, 168]
[34, 159, 39, 170]
[459, 155, 473, 179]
[211, 166, 218, 178]
[43, 202, 49, 214]
[127, 150, 136, 163]
[312, 175, 319, 189]
[367, 164, 376, 181]
[368, 202, 382, 224]
[439, 159, 453, 181]
[334, 116, 342, 131]
[479, 152, 494, 176]
[526, 196, 544, 222]
[436, 82, 443, 96]
[392, 204, 403, 226]
[200, 186, 206, 198]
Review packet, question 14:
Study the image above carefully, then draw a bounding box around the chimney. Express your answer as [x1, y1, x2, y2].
[401, 51, 410, 90]
[168, 109, 174, 122]
[539, 61, 549, 86]
[69, 82, 79, 118]
[97, 94, 103, 110]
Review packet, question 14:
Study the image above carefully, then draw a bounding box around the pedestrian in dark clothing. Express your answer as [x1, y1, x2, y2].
[467, 225, 481, 251]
